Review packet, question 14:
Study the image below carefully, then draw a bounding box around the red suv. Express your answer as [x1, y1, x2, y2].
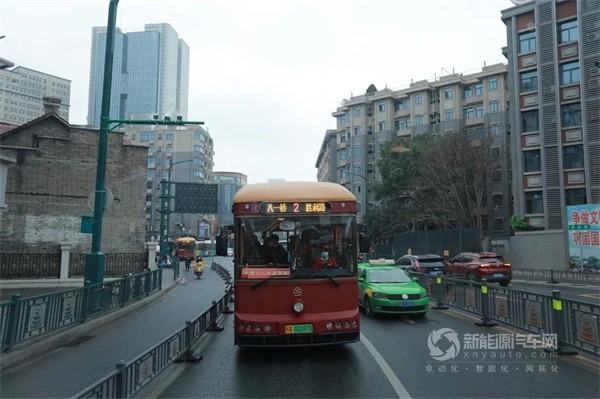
[448, 252, 512, 287]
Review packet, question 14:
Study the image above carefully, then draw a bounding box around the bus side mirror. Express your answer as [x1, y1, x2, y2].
[216, 234, 228, 256]
[358, 233, 370, 253]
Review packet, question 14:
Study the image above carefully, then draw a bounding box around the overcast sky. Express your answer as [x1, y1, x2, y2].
[1, 0, 515, 184]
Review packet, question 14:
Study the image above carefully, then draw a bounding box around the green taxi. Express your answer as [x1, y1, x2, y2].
[358, 263, 429, 317]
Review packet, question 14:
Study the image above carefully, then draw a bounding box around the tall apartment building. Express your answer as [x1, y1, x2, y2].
[124, 124, 214, 240]
[0, 64, 70, 125]
[87, 23, 189, 127]
[318, 63, 510, 236]
[501, 0, 599, 231]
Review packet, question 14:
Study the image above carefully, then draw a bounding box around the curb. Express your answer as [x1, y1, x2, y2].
[0, 275, 183, 372]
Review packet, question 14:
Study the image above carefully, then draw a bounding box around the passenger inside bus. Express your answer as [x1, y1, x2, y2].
[262, 234, 287, 265]
[287, 234, 299, 263]
[312, 246, 338, 269]
[296, 228, 317, 268]
[245, 234, 263, 265]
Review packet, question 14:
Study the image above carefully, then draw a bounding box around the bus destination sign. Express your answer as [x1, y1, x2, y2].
[260, 201, 332, 215]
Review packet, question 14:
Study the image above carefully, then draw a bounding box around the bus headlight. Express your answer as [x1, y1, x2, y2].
[326, 322, 333, 330]
[293, 301, 304, 313]
[264, 324, 272, 332]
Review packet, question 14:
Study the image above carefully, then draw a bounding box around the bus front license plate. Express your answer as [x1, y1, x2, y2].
[285, 324, 313, 334]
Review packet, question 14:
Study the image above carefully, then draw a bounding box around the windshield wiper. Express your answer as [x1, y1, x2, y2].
[315, 270, 340, 287]
[251, 275, 279, 289]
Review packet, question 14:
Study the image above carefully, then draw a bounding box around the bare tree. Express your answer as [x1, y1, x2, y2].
[375, 131, 506, 235]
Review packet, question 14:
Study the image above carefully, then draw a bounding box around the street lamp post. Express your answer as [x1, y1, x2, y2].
[84, 0, 119, 286]
[159, 159, 193, 260]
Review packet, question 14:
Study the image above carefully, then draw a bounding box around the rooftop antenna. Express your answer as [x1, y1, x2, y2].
[438, 67, 452, 78]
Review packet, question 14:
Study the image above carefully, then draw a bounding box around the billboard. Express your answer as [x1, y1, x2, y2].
[197, 222, 210, 240]
[174, 183, 218, 214]
[567, 204, 600, 268]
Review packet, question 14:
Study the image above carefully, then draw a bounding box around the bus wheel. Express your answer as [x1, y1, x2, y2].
[364, 297, 373, 318]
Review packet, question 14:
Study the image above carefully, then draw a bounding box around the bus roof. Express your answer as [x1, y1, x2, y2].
[234, 181, 356, 203]
[176, 236, 197, 242]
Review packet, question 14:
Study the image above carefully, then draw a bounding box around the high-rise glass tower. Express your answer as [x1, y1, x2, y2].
[87, 23, 189, 127]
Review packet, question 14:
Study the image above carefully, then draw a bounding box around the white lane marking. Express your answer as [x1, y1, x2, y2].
[581, 293, 600, 299]
[361, 332, 412, 399]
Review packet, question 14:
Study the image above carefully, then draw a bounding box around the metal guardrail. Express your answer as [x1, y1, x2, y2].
[0, 269, 163, 352]
[73, 262, 233, 399]
[413, 273, 600, 356]
[512, 268, 599, 284]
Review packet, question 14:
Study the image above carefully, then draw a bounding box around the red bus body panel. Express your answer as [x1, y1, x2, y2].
[234, 278, 360, 347]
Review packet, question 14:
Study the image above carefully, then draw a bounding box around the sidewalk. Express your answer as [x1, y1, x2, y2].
[0, 259, 230, 398]
[0, 267, 181, 371]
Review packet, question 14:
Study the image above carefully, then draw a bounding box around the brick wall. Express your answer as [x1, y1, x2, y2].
[0, 114, 148, 253]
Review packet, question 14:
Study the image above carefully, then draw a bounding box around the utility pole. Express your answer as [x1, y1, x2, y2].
[83, 0, 204, 285]
[84, 0, 119, 286]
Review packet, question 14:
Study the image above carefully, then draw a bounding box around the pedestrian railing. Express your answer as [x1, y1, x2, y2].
[0, 269, 163, 352]
[413, 273, 600, 356]
[73, 262, 233, 399]
[0, 252, 147, 279]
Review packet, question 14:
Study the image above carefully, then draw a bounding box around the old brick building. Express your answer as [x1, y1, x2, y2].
[0, 112, 147, 254]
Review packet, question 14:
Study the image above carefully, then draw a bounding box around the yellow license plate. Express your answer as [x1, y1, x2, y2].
[285, 324, 313, 334]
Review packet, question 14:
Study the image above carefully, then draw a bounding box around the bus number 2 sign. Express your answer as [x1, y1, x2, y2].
[260, 202, 331, 215]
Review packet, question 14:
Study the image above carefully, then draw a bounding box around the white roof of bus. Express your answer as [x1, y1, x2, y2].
[233, 181, 356, 203]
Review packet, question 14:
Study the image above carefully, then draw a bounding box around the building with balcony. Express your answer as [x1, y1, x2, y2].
[501, 0, 599, 231]
[319, 64, 511, 235]
[124, 123, 214, 240]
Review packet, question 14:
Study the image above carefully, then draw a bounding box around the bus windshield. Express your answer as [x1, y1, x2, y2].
[235, 215, 357, 279]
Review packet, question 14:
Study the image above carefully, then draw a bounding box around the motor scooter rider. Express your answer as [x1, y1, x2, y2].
[193, 256, 206, 278]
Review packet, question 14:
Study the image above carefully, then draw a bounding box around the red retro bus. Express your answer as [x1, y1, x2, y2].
[176, 236, 197, 261]
[218, 181, 369, 347]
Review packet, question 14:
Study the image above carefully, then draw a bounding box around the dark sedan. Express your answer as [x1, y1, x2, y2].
[395, 254, 450, 276]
